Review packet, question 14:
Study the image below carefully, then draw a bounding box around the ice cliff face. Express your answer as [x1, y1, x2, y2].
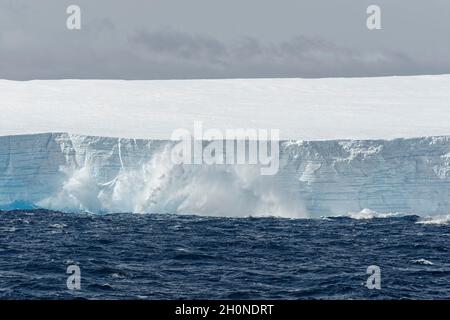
[0, 133, 448, 217]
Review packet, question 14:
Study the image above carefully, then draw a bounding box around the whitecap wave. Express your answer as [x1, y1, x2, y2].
[411, 259, 434, 265]
[416, 215, 450, 225]
[340, 209, 410, 220]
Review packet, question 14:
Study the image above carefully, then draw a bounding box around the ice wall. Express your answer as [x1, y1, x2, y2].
[0, 133, 448, 217]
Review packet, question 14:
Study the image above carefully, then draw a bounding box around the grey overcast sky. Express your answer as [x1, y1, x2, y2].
[0, 0, 449, 79]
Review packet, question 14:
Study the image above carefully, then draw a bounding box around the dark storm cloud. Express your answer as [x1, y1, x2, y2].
[130, 30, 228, 62]
[0, 0, 449, 79]
[115, 30, 434, 78]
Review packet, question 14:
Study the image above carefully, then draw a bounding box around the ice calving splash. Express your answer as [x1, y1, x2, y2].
[38, 143, 307, 218]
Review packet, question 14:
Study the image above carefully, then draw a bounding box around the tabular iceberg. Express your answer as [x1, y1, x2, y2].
[1, 76, 449, 217]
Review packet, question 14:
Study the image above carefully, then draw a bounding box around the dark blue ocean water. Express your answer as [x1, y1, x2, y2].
[0, 210, 449, 299]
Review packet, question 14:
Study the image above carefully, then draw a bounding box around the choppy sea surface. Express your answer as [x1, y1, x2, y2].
[0, 210, 449, 300]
